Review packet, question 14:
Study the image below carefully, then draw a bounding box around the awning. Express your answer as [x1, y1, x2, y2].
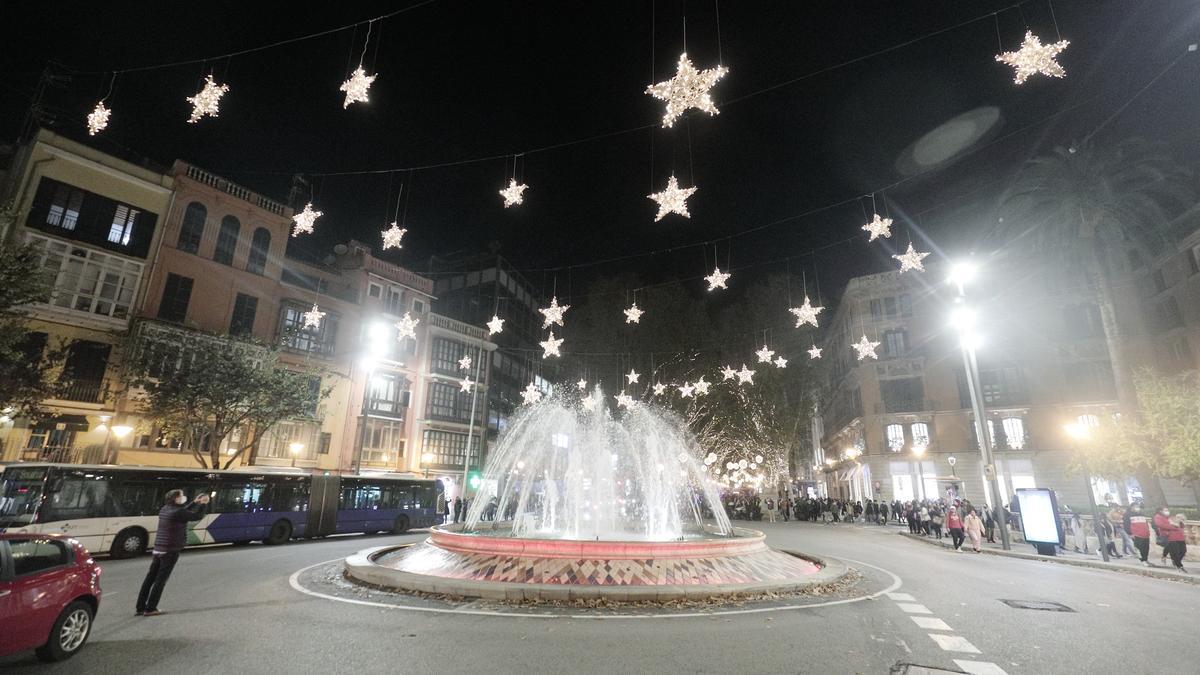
[31, 414, 91, 431]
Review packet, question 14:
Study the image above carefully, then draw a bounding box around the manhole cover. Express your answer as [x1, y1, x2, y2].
[1000, 599, 1075, 612]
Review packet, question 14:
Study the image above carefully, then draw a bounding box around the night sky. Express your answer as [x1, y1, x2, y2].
[3, 1, 1199, 302]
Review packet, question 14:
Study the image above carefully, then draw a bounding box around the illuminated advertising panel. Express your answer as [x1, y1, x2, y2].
[1016, 488, 1061, 545]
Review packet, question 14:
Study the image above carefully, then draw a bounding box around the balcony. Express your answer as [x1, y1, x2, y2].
[428, 313, 487, 340]
[52, 378, 110, 404]
[364, 256, 435, 295]
[874, 399, 938, 415]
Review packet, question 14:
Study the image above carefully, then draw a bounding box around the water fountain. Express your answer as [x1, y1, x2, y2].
[344, 391, 841, 601]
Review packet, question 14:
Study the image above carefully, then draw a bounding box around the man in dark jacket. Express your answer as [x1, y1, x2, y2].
[135, 489, 209, 616]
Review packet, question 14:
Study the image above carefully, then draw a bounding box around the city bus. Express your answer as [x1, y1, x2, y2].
[0, 464, 441, 558]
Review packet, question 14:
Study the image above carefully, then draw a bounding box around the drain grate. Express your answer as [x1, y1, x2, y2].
[1000, 599, 1075, 612]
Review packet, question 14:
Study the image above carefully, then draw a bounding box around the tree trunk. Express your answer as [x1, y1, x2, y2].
[1091, 243, 1167, 510]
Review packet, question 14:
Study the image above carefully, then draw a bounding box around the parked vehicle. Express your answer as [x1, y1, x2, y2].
[0, 533, 102, 662]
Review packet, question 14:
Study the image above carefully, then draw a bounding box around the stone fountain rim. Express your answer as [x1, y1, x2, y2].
[433, 522, 766, 560]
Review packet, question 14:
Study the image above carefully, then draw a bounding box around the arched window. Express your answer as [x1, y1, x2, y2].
[177, 202, 207, 254]
[247, 227, 270, 275]
[885, 424, 905, 451]
[214, 215, 240, 265]
[911, 422, 931, 449]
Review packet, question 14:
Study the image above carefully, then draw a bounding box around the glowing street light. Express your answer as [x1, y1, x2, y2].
[948, 260, 978, 294]
[1063, 422, 1090, 440]
[421, 451, 434, 478]
[289, 441, 305, 468]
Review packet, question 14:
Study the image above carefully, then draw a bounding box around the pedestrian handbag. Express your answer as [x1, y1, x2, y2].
[1156, 534, 1169, 547]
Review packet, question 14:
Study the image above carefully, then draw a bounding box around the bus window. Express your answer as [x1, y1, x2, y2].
[41, 472, 114, 522]
[0, 467, 50, 525]
[268, 482, 308, 512]
[211, 481, 267, 513]
[115, 481, 165, 516]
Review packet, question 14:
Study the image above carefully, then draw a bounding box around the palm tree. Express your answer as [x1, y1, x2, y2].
[994, 137, 1194, 508]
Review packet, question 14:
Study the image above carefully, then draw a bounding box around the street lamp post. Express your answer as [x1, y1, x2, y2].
[950, 263, 1011, 550]
[460, 343, 486, 504]
[1065, 422, 1110, 562]
[289, 442, 304, 468]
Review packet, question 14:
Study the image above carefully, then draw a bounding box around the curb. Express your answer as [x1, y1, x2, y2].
[899, 531, 1200, 585]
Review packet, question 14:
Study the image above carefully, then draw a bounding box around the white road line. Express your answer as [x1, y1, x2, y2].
[910, 616, 952, 631]
[886, 592, 916, 602]
[927, 633, 981, 654]
[286, 556, 903, 620]
[894, 602, 932, 614]
[954, 659, 1009, 675]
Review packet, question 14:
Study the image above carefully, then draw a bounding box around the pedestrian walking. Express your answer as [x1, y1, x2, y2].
[764, 497, 777, 523]
[1153, 507, 1172, 566]
[963, 507, 984, 553]
[780, 495, 791, 522]
[946, 505, 965, 551]
[1109, 503, 1134, 556]
[920, 505, 931, 536]
[880, 501, 889, 525]
[135, 489, 209, 616]
[1124, 502, 1153, 566]
[984, 507, 996, 543]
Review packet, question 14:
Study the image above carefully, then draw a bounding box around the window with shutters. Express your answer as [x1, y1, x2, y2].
[177, 202, 207, 254]
[885, 424, 905, 451]
[46, 184, 85, 230]
[107, 204, 139, 246]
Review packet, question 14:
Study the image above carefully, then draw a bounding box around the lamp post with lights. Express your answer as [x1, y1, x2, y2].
[1065, 421, 1110, 562]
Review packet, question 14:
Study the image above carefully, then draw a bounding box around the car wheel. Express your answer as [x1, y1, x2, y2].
[35, 601, 93, 662]
[264, 519, 292, 545]
[110, 528, 147, 559]
[393, 515, 410, 534]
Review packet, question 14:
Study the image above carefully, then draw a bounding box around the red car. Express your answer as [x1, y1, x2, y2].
[0, 533, 102, 662]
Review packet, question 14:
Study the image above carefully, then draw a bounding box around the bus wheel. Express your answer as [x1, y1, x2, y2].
[264, 520, 292, 545]
[392, 515, 410, 534]
[110, 528, 147, 559]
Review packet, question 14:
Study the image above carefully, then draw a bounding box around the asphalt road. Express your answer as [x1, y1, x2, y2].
[3, 522, 1196, 674]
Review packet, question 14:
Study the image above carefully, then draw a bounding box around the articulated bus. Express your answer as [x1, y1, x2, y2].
[0, 464, 441, 558]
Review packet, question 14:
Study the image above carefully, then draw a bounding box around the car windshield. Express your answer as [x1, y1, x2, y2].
[0, 468, 49, 525]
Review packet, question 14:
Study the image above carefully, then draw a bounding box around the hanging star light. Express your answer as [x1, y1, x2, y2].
[86, 101, 111, 136]
[893, 242, 931, 273]
[615, 391, 634, 408]
[301, 303, 325, 330]
[652, 382, 668, 396]
[736, 364, 756, 385]
[996, 30, 1070, 85]
[626, 369, 641, 384]
[808, 344, 823, 360]
[539, 296, 570, 328]
[381, 222, 407, 250]
[487, 315, 505, 335]
[862, 213, 893, 242]
[789, 296, 824, 328]
[339, 66, 377, 108]
[291, 203, 323, 238]
[539, 331, 564, 358]
[186, 75, 230, 123]
[459, 377, 473, 393]
[678, 382, 696, 398]
[499, 179, 528, 207]
[395, 312, 420, 340]
[648, 175, 698, 221]
[755, 345, 776, 363]
[623, 303, 644, 324]
[582, 392, 601, 411]
[693, 376, 711, 396]
[577, 378, 588, 391]
[521, 383, 543, 405]
[704, 266, 731, 291]
[774, 356, 788, 369]
[720, 365, 737, 381]
[458, 354, 473, 371]
[852, 334, 881, 361]
[645, 52, 729, 128]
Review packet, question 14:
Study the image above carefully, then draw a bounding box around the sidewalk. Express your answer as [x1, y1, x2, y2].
[899, 530, 1199, 584]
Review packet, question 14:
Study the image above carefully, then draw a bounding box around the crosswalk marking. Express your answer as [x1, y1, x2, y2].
[895, 602, 932, 614]
[886, 592, 916, 602]
[910, 616, 953, 631]
[954, 659, 1009, 674]
[927, 633, 981, 654]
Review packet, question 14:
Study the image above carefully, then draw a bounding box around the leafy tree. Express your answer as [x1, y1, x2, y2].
[124, 327, 330, 469]
[0, 241, 64, 418]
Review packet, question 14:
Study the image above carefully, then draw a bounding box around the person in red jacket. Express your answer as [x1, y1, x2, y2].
[946, 504, 965, 551]
[1153, 507, 1174, 566]
[1123, 502, 1152, 566]
[1157, 508, 1189, 572]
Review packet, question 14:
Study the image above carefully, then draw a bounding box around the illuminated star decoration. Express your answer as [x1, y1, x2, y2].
[626, 369, 641, 384]
[736, 364, 756, 385]
[808, 345, 823, 360]
[459, 377, 473, 393]
[291, 203, 323, 238]
[652, 382, 667, 396]
[86, 101, 111, 136]
[539, 296, 570, 328]
[789, 296, 824, 328]
[645, 52, 729, 128]
[458, 354, 473, 371]
[339, 66, 377, 108]
[862, 213, 893, 242]
[996, 31, 1070, 85]
[395, 312, 419, 340]
[577, 378, 588, 391]
[648, 175, 698, 221]
[678, 382, 695, 398]
[521, 383, 543, 406]
[499, 179, 528, 207]
[704, 266, 731, 291]
[539, 331, 564, 358]
[720, 365, 737, 381]
[852, 335, 881, 361]
[774, 356, 788, 369]
[893, 242, 931, 273]
[693, 376, 711, 396]
[624, 303, 644, 324]
[186, 75, 230, 123]
[487, 315, 505, 335]
[301, 304, 325, 330]
[381, 223, 407, 250]
[582, 392, 602, 411]
[756, 345, 776, 363]
[615, 391, 634, 408]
